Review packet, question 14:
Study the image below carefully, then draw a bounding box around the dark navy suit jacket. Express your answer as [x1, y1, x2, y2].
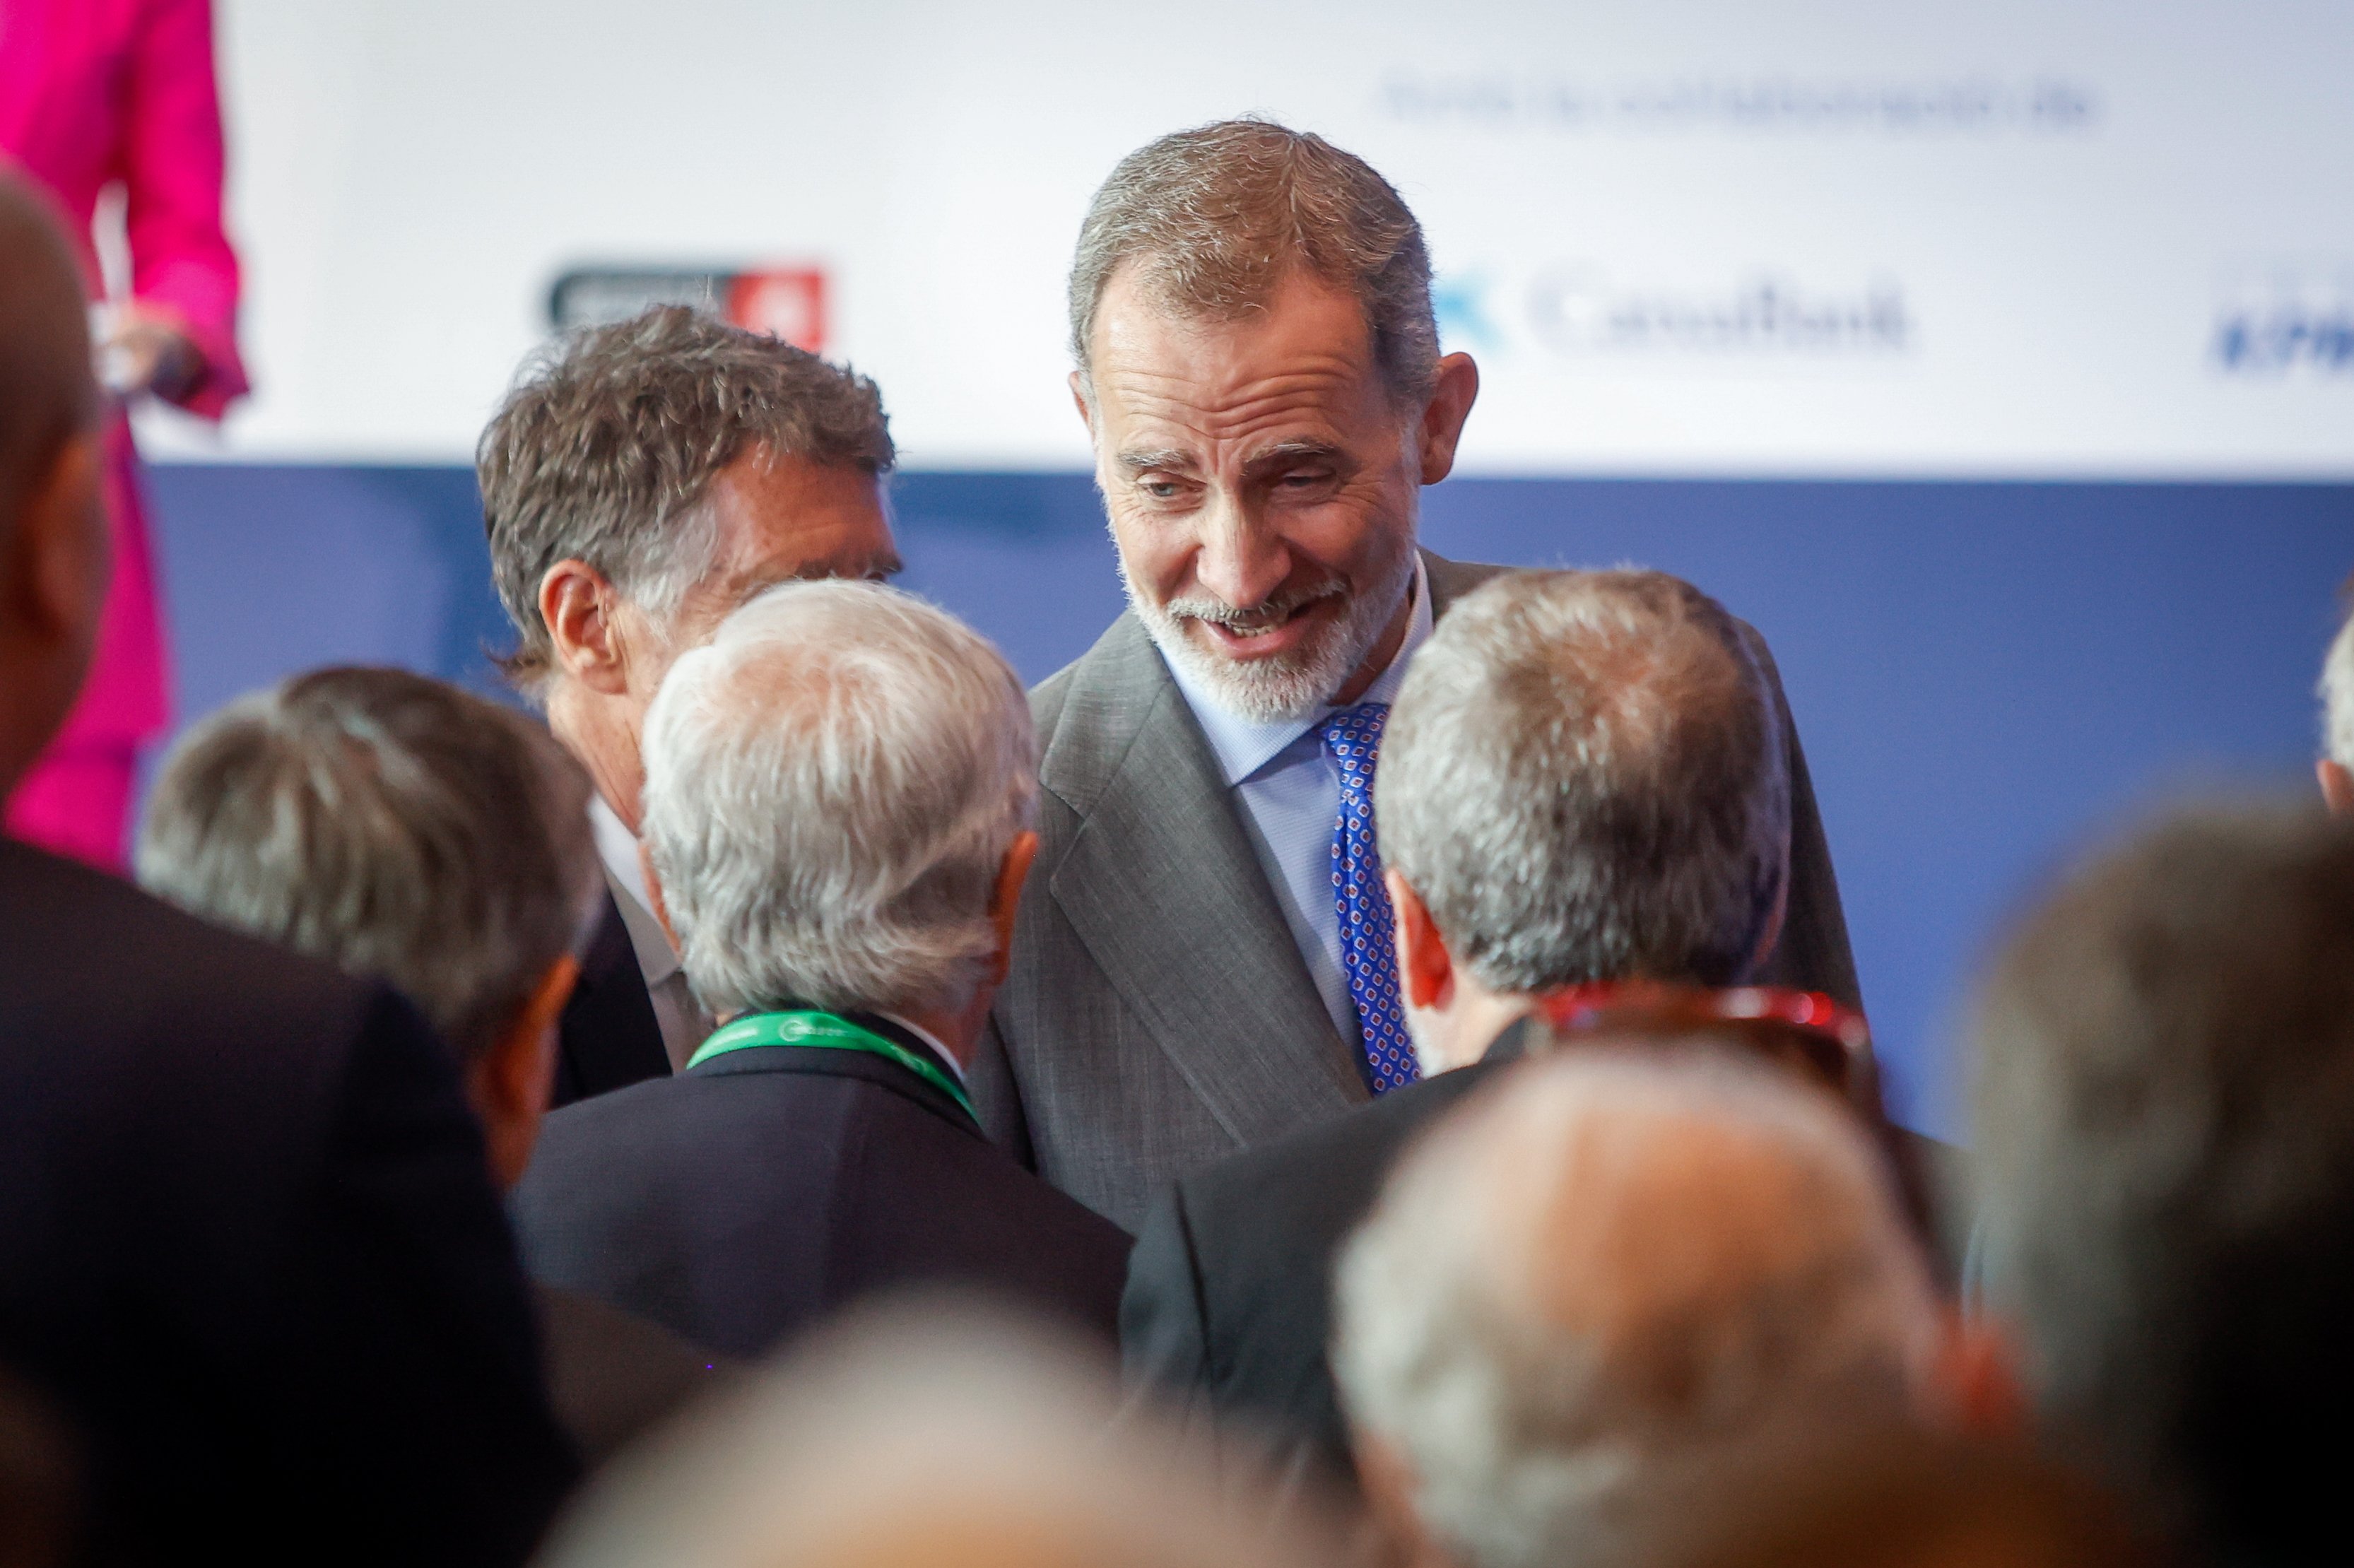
[549, 891, 671, 1108]
[0, 837, 576, 1567]
[514, 1013, 1131, 1360]
[1121, 1031, 1522, 1495]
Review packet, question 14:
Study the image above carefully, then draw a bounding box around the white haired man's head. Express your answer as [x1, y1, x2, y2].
[1332, 1048, 1942, 1568]
[640, 580, 1037, 1022]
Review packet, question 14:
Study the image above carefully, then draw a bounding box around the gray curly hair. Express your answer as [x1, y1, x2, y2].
[1375, 569, 1791, 994]
[642, 580, 1038, 1020]
[478, 305, 895, 690]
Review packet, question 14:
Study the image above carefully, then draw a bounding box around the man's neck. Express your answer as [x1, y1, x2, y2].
[896, 986, 991, 1072]
[1418, 968, 1540, 1074]
[1450, 987, 1538, 1068]
[546, 678, 646, 830]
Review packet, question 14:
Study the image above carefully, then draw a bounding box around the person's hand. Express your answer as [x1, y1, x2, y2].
[95, 306, 202, 403]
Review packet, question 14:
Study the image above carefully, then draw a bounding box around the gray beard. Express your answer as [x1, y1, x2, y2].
[1123, 542, 1418, 726]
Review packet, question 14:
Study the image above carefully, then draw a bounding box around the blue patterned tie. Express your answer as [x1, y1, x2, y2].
[1321, 702, 1420, 1095]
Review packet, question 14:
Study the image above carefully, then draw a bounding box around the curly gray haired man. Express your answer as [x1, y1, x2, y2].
[478, 305, 902, 1095]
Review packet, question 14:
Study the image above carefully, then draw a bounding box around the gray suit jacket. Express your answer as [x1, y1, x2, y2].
[968, 552, 1860, 1227]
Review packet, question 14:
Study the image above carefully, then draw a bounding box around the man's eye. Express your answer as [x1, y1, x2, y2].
[1142, 479, 1184, 500]
[1281, 470, 1334, 490]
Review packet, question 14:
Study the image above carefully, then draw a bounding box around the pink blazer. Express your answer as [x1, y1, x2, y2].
[1, 0, 247, 748]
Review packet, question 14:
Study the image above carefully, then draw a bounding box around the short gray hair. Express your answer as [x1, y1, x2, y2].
[1333, 1048, 1939, 1568]
[2323, 593, 2354, 767]
[1375, 569, 1790, 994]
[1969, 804, 2354, 1559]
[642, 580, 1037, 1019]
[135, 667, 601, 1065]
[478, 305, 896, 690]
[1069, 119, 1440, 404]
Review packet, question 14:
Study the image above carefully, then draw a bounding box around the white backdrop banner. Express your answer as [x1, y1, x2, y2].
[147, 0, 2354, 476]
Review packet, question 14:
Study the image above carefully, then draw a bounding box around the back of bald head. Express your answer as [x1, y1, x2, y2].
[0, 174, 98, 529]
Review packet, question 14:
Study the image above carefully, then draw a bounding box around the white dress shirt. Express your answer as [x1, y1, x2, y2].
[1161, 557, 1434, 1044]
[589, 796, 712, 1072]
[877, 1013, 969, 1085]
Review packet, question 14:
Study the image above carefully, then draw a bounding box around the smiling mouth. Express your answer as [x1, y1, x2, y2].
[1175, 591, 1343, 656]
[1177, 598, 1346, 659]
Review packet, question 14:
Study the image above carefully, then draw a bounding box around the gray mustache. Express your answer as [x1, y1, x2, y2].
[1166, 582, 1346, 635]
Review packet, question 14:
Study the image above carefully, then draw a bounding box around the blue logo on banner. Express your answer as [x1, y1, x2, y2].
[2211, 269, 2354, 376]
[1435, 273, 1502, 353]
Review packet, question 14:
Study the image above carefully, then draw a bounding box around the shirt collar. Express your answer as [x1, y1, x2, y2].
[876, 1012, 968, 1085]
[1167, 553, 1433, 787]
[589, 794, 681, 985]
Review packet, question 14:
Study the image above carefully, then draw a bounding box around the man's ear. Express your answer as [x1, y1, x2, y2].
[1387, 868, 1454, 1011]
[537, 559, 630, 696]
[2320, 758, 2354, 818]
[469, 954, 579, 1191]
[1415, 353, 1481, 485]
[982, 830, 1042, 987]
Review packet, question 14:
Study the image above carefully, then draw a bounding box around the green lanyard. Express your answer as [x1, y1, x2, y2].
[686, 1009, 975, 1121]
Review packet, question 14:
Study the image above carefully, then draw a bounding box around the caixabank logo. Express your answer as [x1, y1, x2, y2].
[548, 266, 828, 353]
[1438, 266, 1913, 361]
[2210, 264, 2354, 377]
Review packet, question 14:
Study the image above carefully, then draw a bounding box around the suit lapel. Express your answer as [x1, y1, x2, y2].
[1421, 548, 1507, 615]
[1041, 614, 1365, 1143]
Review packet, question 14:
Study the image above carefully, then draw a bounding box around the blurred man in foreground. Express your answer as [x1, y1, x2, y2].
[137, 666, 726, 1464]
[975, 118, 1859, 1227]
[481, 306, 902, 1100]
[1334, 1049, 1947, 1568]
[514, 583, 1129, 1357]
[0, 171, 572, 1566]
[1970, 805, 2354, 1564]
[1122, 568, 1815, 1482]
[540, 1306, 1340, 1568]
[2320, 595, 2352, 815]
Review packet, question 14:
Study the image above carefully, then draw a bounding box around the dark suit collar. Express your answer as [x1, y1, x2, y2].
[684, 1005, 982, 1138]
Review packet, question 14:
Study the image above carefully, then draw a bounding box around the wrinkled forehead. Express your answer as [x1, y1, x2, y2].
[1085, 265, 1394, 448]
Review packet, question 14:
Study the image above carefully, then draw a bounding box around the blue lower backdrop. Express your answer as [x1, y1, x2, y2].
[146, 464, 2354, 1139]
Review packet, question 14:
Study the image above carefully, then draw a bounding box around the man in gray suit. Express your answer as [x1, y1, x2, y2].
[970, 119, 1859, 1227]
